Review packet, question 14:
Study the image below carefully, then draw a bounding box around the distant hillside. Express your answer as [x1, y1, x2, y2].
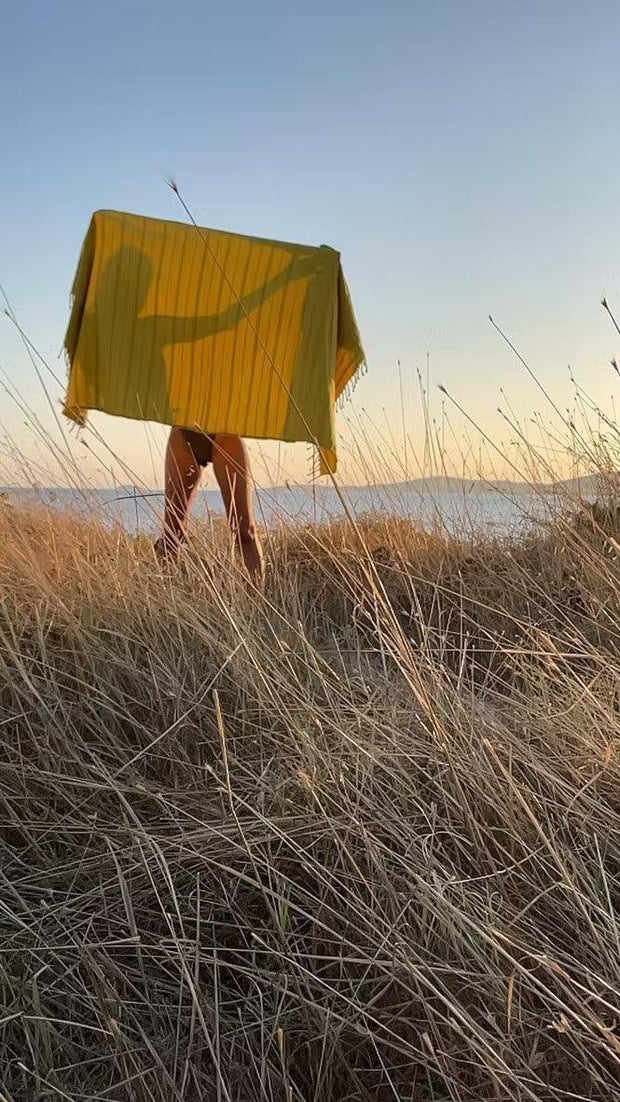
[340, 474, 607, 498]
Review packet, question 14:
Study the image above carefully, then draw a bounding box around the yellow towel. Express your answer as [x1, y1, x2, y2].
[63, 210, 365, 473]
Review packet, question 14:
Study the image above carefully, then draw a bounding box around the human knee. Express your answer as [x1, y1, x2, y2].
[214, 434, 246, 462]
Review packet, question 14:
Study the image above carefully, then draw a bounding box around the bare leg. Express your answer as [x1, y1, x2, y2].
[212, 435, 264, 586]
[155, 428, 203, 558]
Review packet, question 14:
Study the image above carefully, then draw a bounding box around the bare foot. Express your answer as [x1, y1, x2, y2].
[154, 532, 182, 565]
[155, 529, 264, 587]
[239, 535, 265, 588]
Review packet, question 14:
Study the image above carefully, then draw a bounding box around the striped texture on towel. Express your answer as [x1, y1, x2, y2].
[63, 210, 365, 473]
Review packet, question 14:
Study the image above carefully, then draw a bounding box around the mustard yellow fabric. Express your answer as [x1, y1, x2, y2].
[63, 210, 365, 473]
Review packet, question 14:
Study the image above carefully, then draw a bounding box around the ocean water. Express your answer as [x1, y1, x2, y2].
[3, 483, 553, 538]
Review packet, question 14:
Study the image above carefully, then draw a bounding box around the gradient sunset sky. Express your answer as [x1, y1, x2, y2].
[1, 0, 619, 487]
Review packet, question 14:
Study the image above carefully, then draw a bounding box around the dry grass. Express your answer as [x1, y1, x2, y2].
[0, 492, 619, 1101]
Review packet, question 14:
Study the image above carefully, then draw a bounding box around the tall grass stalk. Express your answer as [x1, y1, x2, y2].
[0, 300, 620, 1099]
[0, 470, 619, 1099]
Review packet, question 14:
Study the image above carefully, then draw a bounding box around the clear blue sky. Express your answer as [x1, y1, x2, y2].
[1, 0, 619, 486]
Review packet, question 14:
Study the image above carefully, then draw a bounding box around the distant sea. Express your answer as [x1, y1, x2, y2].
[2, 480, 573, 538]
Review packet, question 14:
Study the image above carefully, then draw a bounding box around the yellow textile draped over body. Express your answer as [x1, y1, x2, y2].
[63, 210, 365, 473]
